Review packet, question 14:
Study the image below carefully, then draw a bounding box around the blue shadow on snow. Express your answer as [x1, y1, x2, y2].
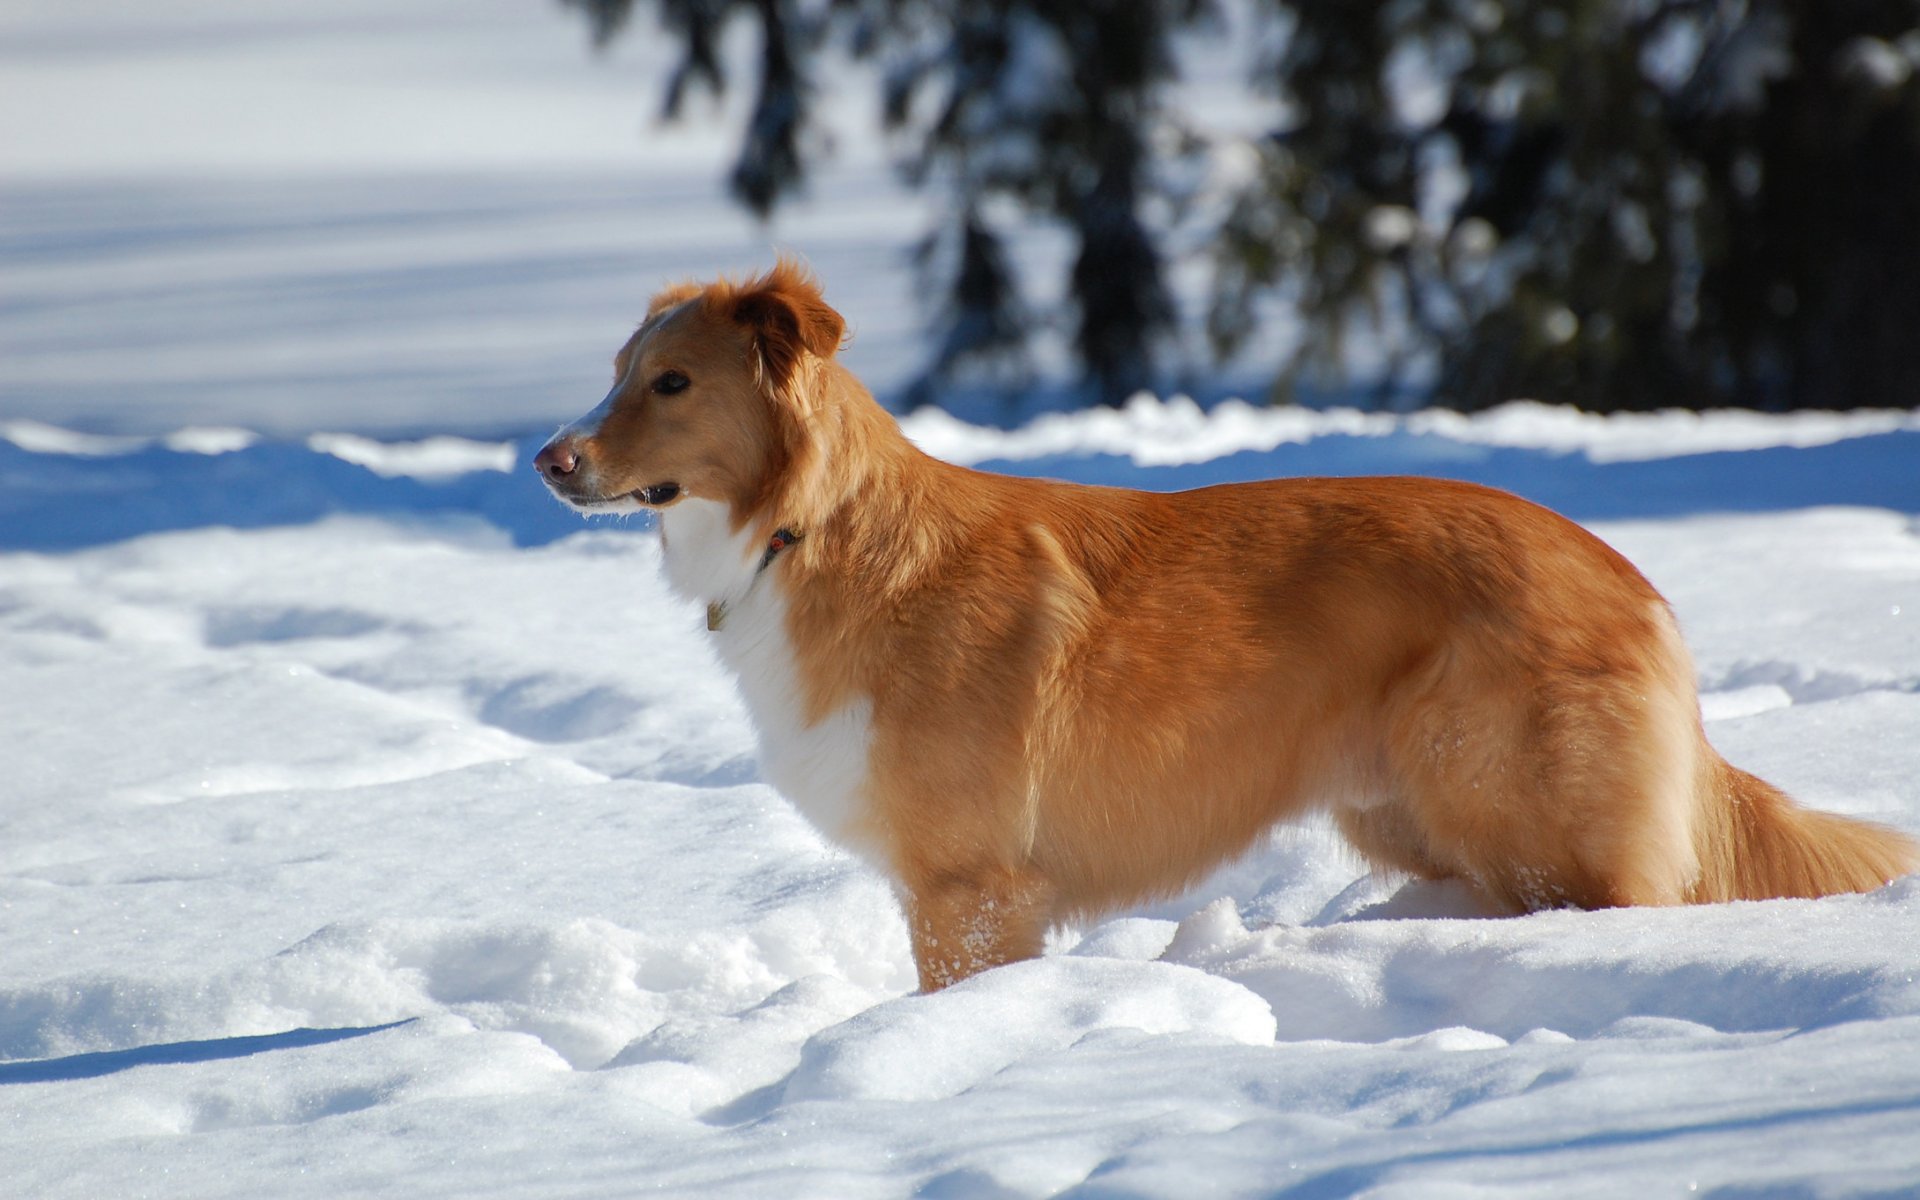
[0, 1019, 416, 1085]
[973, 428, 1920, 523]
[1, 428, 1915, 554]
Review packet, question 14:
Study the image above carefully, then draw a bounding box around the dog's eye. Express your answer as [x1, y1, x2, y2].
[652, 370, 690, 395]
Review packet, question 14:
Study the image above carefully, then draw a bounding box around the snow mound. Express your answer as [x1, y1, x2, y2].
[901, 393, 1920, 468]
[1161, 882, 1920, 1044]
[784, 957, 1277, 1103]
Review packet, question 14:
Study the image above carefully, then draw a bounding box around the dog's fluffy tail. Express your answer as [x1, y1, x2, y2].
[1692, 754, 1918, 902]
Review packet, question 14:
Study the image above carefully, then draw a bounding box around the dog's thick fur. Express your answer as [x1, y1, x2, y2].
[537, 261, 1918, 992]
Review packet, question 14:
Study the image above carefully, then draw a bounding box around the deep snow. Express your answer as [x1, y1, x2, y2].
[3, 410, 1918, 1199]
[4, 3, 1920, 1198]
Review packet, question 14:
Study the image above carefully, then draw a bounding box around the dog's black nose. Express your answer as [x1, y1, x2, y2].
[535, 439, 579, 479]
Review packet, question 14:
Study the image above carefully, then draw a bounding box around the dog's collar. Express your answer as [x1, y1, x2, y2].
[706, 527, 802, 632]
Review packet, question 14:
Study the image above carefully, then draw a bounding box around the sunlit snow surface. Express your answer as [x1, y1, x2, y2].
[4, 406, 1919, 1199]
[4, 3, 1920, 1197]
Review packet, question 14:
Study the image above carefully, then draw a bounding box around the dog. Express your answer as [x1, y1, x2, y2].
[536, 260, 1917, 992]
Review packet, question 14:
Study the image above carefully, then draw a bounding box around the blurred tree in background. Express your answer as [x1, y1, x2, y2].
[563, 0, 1920, 412]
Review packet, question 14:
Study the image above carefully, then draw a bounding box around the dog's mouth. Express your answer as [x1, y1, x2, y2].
[545, 479, 682, 511]
[631, 483, 681, 507]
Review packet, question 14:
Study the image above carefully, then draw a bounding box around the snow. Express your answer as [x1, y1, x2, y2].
[900, 392, 1920, 469]
[6, 402, 1919, 1200]
[5, 4, 1920, 1197]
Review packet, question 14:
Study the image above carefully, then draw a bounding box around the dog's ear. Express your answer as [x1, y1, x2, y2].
[729, 260, 846, 400]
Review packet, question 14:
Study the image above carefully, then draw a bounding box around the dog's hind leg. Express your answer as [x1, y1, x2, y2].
[1381, 665, 1703, 914]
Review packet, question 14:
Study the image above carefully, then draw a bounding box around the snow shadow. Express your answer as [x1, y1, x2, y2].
[1191, 1093, 1920, 1200]
[0, 1019, 416, 1085]
[0, 434, 589, 552]
[973, 427, 1920, 523]
[3, 426, 1916, 554]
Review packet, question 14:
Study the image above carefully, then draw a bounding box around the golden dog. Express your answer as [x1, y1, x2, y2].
[536, 261, 1916, 991]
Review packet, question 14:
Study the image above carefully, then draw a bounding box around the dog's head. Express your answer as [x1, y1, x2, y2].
[534, 259, 845, 520]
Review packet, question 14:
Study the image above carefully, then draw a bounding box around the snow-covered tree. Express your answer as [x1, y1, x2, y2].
[1218, 0, 1920, 410]
[564, 0, 1920, 411]
[564, 0, 1192, 406]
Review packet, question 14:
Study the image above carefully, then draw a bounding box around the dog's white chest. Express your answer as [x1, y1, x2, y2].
[711, 589, 879, 857]
[659, 502, 880, 860]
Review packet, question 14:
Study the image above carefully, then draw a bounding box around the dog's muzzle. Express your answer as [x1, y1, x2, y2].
[533, 438, 680, 508]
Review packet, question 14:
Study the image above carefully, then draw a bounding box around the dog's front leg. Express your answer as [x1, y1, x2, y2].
[905, 867, 1055, 991]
